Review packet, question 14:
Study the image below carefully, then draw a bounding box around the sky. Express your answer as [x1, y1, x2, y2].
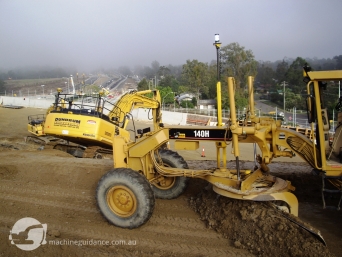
[1, 0, 342, 72]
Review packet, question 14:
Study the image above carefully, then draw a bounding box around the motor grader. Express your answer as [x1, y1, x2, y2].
[93, 67, 342, 238]
[27, 67, 342, 242]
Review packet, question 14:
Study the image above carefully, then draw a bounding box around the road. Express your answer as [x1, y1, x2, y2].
[255, 100, 308, 127]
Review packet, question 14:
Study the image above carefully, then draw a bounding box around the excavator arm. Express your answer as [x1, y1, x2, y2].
[108, 90, 162, 131]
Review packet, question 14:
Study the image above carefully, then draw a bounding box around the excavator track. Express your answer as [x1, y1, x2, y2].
[53, 143, 87, 158]
[25, 135, 64, 146]
[26, 135, 113, 159]
[53, 144, 113, 159]
[84, 146, 113, 159]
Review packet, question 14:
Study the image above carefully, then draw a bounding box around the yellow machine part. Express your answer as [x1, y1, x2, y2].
[43, 112, 130, 148]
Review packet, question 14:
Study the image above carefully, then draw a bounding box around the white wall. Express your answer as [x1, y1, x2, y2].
[131, 108, 187, 125]
[1, 96, 188, 125]
[1, 96, 53, 109]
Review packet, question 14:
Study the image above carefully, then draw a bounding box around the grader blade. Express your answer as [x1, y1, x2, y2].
[268, 203, 326, 246]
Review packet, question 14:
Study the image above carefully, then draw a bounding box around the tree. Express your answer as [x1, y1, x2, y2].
[118, 66, 132, 77]
[0, 79, 5, 94]
[180, 100, 194, 109]
[166, 64, 183, 80]
[333, 55, 342, 69]
[206, 63, 219, 99]
[256, 62, 276, 87]
[235, 91, 249, 110]
[181, 60, 209, 106]
[137, 78, 149, 91]
[159, 74, 180, 93]
[191, 97, 197, 107]
[158, 66, 170, 78]
[142, 66, 155, 81]
[220, 90, 248, 111]
[157, 86, 174, 108]
[285, 57, 308, 94]
[284, 91, 305, 110]
[220, 42, 257, 90]
[275, 60, 289, 83]
[151, 61, 160, 75]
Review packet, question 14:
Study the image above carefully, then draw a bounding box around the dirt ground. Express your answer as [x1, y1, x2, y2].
[0, 107, 341, 257]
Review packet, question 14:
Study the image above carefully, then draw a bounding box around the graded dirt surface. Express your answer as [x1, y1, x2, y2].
[0, 107, 341, 257]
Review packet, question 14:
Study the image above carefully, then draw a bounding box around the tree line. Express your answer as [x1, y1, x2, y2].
[1, 43, 342, 119]
[132, 44, 342, 119]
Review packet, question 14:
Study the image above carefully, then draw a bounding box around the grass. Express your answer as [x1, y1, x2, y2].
[5, 78, 63, 87]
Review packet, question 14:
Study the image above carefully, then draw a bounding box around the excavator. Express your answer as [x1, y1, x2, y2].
[26, 88, 162, 158]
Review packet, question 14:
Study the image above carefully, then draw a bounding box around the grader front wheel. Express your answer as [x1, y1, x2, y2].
[106, 185, 137, 217]
[96, 168, 155, 229]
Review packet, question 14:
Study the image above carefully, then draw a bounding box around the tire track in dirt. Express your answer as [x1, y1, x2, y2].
[0, 189, 220, 239]
[0, 195, 251, 257]
[0, 182, 94, 201]
[0, 151, 253, 257]
[0, 193, 99, 214]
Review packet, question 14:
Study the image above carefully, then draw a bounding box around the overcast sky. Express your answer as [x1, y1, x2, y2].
[1, 0, 342, 72]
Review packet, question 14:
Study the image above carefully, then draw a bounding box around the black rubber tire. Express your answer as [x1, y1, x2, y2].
[96, 168, 155, 229]
[152, 149, 189, 199]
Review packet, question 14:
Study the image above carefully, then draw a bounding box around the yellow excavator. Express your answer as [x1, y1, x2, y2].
[27, 89, 162, 158]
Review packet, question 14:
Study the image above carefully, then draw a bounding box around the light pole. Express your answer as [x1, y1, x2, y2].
[67, 78, 70, 93]
[283, 81, 287, 122]
[162, 92, 174, 110]
[213, 33, 223, 127]
[41, 85, 45, 96]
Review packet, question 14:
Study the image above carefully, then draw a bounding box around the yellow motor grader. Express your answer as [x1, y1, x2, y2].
[93, 67, 342, 235]
[27, 67, 341, 241]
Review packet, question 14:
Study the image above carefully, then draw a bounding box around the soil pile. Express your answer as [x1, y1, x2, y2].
[190, 186, 333, 257]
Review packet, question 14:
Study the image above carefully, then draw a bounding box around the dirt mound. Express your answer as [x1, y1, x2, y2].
[190, 186, 333, 257]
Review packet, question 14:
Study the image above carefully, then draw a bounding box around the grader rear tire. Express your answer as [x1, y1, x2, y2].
[96, 168, 155, 229]
[152, 149, 189, 199]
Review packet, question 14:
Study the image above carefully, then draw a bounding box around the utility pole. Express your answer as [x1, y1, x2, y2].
[283, 81, 286, 120]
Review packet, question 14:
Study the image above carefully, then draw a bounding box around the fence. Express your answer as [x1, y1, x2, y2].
[0, 95, 320, 129]
[162, 105, 312, 128]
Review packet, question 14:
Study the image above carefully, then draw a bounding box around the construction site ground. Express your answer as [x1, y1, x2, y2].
[0, 107, 341, 257]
